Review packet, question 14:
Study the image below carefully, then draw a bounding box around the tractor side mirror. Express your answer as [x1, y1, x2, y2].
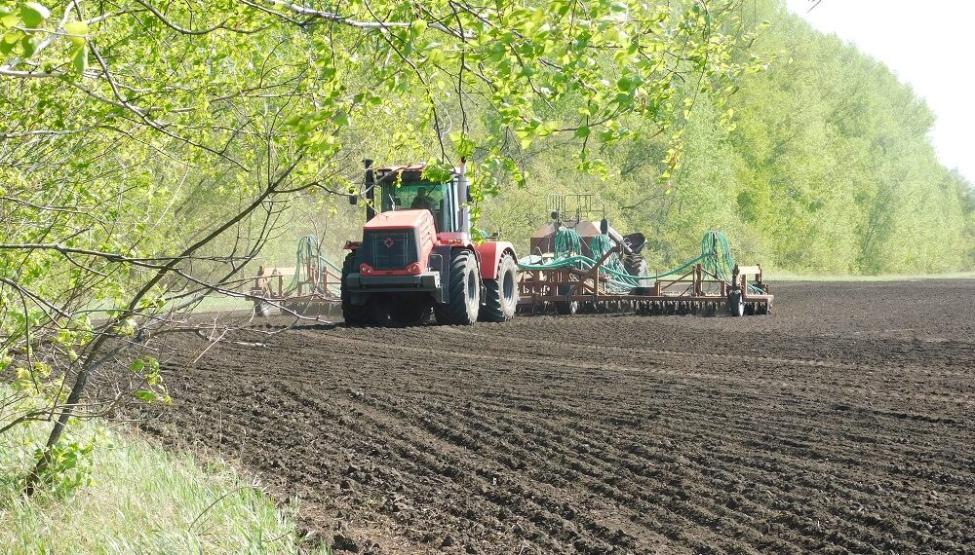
[349, 195, 358, 206]
[600, 218, 609, 235]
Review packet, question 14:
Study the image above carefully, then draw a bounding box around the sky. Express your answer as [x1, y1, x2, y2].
[785, 0, 974, 184]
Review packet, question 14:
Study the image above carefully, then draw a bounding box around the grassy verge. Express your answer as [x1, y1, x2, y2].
[190, 294, 255, 313]
[765, 271, 975, 282]
[0, 401, 319, 554]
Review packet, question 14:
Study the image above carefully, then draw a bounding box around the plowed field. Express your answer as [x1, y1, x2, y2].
[139, 280, 975, 554]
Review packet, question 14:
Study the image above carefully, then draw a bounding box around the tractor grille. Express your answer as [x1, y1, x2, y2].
[363, 230, 418, 270]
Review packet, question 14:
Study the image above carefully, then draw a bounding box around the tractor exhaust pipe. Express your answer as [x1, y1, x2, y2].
[458, 157, 471, 233]
[364, 159, 376, 221]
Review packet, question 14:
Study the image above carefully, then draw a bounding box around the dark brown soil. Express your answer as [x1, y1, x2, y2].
[137, 280, 975, 554]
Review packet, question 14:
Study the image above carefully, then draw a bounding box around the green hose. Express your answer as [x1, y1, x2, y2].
[518, 229, 756, 293]
[285, 235, 340, 295]
[554, 227, 582, 258]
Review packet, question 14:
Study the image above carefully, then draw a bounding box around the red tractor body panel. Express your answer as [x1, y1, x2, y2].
[363, 209, 432, 231]
[436, 231, 473, 246]
[357, 209, 436, 277]
[475, 240, 517, 280]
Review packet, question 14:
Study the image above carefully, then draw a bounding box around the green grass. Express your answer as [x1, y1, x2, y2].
[189, 294, 255, 313]
[766, 270, 975, 282]
[0, 399, 321, 554]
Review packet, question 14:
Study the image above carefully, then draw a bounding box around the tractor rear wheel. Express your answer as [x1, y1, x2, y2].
[341, 251, 370, 326]
[435, 250, 480, 325]
[481, 253, 518, 322]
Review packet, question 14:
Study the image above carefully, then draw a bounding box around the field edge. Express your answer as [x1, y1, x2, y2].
[0, 388, 322, 554]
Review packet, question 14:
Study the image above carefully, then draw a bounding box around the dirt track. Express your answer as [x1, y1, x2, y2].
[139, 281, 975, 554]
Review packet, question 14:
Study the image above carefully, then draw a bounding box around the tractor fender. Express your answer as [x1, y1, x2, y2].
[474, 241, 517, 280]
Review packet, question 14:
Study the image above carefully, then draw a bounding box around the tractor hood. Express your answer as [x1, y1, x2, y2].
[364, 209, 433, 230]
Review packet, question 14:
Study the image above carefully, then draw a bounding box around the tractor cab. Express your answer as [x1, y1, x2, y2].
[378, 180, 450, 232]
[371, 165, 469, 234]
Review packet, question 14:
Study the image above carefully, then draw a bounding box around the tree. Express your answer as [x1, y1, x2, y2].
[1, 0, 754, 491]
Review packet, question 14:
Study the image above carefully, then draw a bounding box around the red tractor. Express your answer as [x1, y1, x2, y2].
[342, 160, 519, 326]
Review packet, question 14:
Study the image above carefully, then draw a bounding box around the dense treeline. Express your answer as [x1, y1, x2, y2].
[482, 0, 975, 274]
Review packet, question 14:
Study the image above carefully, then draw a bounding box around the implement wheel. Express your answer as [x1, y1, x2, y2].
[481, 253, 519, 322]
[728, 290, 745, 317]
[341, 251, 370, 326]
[555, 284, 578, 315]
[435, 250, 480, 325]
[253, 299, 273, 318]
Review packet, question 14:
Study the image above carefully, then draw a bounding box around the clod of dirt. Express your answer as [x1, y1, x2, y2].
[332, 533, 359, 553]
[441, 535, 455, 547]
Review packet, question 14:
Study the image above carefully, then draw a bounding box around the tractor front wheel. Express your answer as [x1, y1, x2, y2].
[341, 251, 370, 326]
[481, 253, 519, 322]
[435, 250, 480, 325]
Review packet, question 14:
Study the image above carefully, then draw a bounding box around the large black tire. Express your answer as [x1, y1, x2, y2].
[434, 250, 480, 325]
[341, 251, 370, 326]
[727, 290, 745, 317]
[480, 253, 519, 322]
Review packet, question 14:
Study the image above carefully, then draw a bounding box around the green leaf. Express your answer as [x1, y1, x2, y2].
[71, 44, 87, 73]
[129, 359, 145, 373]
[20, 35, 36, 56]
[617, 74, 641, 93]
[64, 20, 88, 46]
[331, 110, 349, 127]
[20, 2, 50, 28]
[133, 389, 157, 403]
[0, 34, 15, 55]
[0, 13, 18, 29]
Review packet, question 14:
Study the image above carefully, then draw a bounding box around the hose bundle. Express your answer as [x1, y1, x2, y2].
[286, 235, 342, 295]
[518, 229, 747, 293]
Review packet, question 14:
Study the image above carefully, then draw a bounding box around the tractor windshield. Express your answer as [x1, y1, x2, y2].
[380, 181, 450, 231]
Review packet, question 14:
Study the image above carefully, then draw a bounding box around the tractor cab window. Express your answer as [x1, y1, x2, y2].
[381, 181, 452, 231]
